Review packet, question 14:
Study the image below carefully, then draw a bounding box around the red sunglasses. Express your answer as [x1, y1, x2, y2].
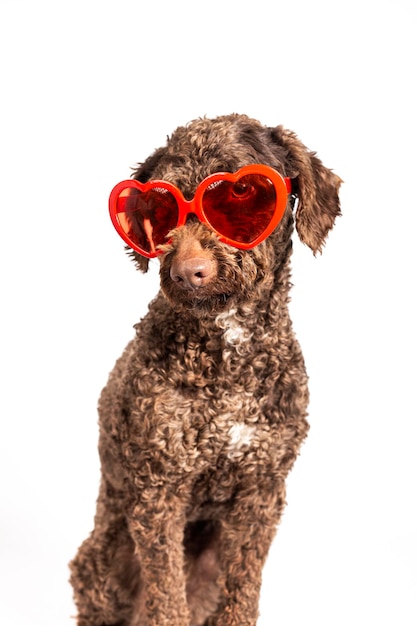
[109, 164, 291, 258]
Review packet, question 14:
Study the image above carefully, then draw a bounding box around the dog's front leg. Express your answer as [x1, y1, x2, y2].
[209, 487, 285, 626]
[128, 488, 190, 626]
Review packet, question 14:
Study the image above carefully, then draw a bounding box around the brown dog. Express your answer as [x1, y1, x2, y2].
[70, 114, 341, 626]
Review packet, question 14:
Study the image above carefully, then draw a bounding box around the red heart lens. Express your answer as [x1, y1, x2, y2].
[113, 186, 179, 254]
[201, 174, 277, 244]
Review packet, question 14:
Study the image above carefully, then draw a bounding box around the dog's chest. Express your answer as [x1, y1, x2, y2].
[131, 313, 277, 471]
[137, 383, 270, 469]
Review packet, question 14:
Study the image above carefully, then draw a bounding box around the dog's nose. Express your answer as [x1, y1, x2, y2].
[170, 257, 215, 290]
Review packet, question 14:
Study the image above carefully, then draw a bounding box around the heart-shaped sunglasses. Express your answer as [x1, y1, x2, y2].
[109, 164, 291, 258]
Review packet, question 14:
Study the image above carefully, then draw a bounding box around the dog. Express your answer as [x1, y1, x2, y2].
[70, 113, 341, 626]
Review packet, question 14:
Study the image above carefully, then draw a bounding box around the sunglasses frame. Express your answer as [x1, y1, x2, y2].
[109, 164, 292, 258]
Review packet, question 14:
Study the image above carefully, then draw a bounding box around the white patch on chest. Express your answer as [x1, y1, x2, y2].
[226, 422, 256, 459]
[215, 309, 252, 346]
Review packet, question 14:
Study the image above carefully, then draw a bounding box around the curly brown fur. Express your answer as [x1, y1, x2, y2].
[70, 114, 341, 625]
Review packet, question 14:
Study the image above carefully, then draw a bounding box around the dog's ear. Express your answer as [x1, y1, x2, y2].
[126, 248, 149, 273]
[271, 126, 342, 254]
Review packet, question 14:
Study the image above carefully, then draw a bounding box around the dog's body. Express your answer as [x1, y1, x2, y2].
[70, 114, 341, 626]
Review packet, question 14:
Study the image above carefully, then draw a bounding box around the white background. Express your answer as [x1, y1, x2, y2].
[1, 0, 416, 624]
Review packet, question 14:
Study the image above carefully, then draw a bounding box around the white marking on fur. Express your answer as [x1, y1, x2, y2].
[215, 309, 251, 346]
[227, 422, 256, 459]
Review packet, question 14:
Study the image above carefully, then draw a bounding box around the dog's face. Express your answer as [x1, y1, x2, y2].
[127, 114, 341, 318]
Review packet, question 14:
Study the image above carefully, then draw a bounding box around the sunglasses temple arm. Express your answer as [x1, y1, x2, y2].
[284, 177, 292, 194]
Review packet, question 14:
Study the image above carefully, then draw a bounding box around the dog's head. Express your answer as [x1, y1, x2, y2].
[122, 114, 341, 317]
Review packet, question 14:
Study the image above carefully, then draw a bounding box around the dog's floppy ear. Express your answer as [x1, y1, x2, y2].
[271, 126, 342, 254]
[126, 248, 149, 273]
